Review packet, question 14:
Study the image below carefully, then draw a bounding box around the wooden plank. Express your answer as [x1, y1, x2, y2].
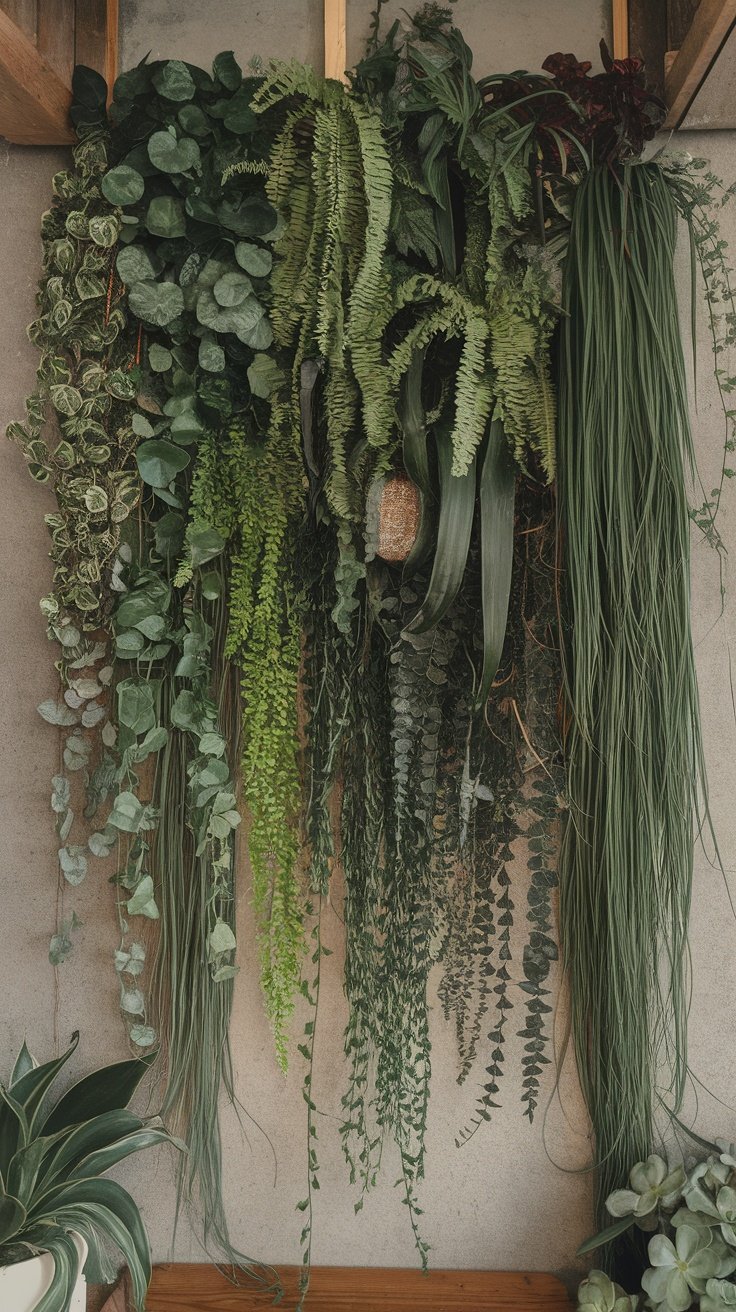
[668, 0, 702, 47]
[664, 0, 736, 126]
[74, 0, 118, 90]
[612, 0, 630, 58]
[1, 0, 37, 41]
[629, 0, 667, 95]
[37, 0, 76, 85]
[0, 6, 73, 143]
[324, 0, 347, 83]
[146, 1264, 573, 1311]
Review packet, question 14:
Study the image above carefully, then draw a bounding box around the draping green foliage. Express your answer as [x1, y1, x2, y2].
[11, 3, 733, 1294]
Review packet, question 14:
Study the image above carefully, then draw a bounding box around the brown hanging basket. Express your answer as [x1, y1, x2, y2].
[372, 472, 421, 563]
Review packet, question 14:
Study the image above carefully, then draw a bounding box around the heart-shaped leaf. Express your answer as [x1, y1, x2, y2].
[145, 196, 186, 238]
[147, 130, 201, 174]
[136, 440, 190, 488]
[128, 280, 184, 327]
[102, 165, 145, 206]
[235, 242, 272, 277]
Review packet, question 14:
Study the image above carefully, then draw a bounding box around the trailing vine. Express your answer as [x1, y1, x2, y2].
[14, 7, 736, 1296]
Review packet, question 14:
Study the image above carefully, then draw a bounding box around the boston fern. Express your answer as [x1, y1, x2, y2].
[0, 1032, 175, 1312]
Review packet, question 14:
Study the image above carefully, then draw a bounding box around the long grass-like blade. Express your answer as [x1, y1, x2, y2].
[476, 418, 516, 709]
[558, 162, 705, 1279]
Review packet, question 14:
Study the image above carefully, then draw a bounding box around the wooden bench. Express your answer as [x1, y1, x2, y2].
[137, 1264, 573, 1310]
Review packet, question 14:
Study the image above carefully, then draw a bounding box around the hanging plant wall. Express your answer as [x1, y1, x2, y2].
[12, 4, 736, 1300]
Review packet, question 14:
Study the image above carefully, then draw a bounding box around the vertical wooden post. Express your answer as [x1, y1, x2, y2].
[324, 0, 347, 83]
[612, 0, 630, 58]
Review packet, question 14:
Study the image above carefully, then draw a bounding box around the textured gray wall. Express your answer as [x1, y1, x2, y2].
[4, 0, 735, 1288]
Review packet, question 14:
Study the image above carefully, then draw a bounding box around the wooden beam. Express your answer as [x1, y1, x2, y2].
[324, 0, 347, 83]
[664, 0, 736, 126]
[0, 5, 73, 143]
[628, 0, 667, 95]
[668, 0, 703, 48]
[144, 1264, 573, 1311]
[37, 0, 76, 87]
[612, 0, 630, 58]
[74, 0, 118, 91]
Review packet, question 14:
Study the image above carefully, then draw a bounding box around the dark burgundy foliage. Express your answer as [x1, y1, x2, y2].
[479, 40, 665, 171]
[542, 40, 666, 161]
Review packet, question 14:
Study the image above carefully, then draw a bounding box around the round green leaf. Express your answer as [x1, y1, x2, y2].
[152, 60, 195, 102]
[235, 242, 273, 277]
[147, 130, 201, 175]
[216, 197, 277, 238]
[148, 343, 173, 373]
[116, 245, 162, 285]
[177, 104, 211, 137]
[170, 411, 204, 444]
[136, 440, 190, 488]
[198, 338, 225, 372]
[102, 165, 145, 206]
[132, 413, 154, 437]
[239, 311, 273, 349]
[145, 196, 186, 238]
[128, 280, 184, 327]
[213, 270, 252, 307]
[200, 570, 223, 600]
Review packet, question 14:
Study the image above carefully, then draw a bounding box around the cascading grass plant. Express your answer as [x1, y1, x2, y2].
[558, 161, 707, 1274]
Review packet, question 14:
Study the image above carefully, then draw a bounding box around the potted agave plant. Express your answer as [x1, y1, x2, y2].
[0, 1031, 176, 1312]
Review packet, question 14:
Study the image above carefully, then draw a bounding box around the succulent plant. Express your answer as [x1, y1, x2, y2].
[577, 1269, 639, 1312]
[701, 1279, 736, 1312]
[607, 1155, 686, 1223]
[641, 1225, 722, 1312]
[0, 1032, 177, 1312]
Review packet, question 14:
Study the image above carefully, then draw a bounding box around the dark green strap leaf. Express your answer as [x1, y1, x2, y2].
[40, 1052, 156, 1136]
[404, 418, 475, 635]
[576, 1213, 635, 1257]
[476, 419, 516, 710]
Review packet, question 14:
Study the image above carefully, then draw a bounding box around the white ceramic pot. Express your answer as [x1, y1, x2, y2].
[0, 1233, 87, 1311]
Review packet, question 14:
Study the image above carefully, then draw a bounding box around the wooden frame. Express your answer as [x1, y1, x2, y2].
[323, 0, 347, 82]
[664, 0, 736, 126]
[138, 1264, 573, 1311]
[0, 0, 117, 144]
[612, 0, 630, 59]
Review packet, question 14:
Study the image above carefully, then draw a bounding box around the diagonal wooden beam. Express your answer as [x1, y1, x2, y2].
[665, 0, 736, 127]
[324, 0, 347, 83]
[0, 5, 74, 144]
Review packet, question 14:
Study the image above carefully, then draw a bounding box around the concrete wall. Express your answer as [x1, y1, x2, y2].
[3, 0, 735, 1291]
